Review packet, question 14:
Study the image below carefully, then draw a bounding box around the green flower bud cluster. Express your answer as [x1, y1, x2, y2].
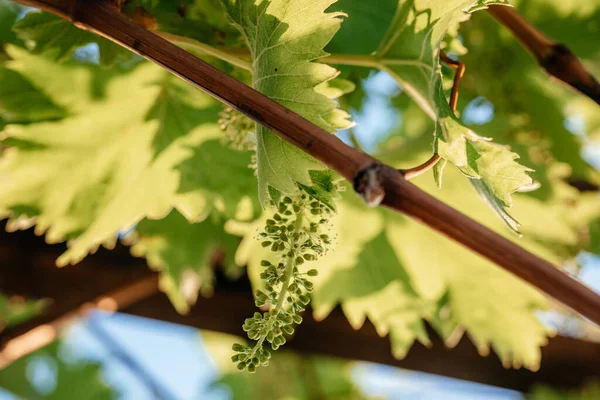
[232, 191, 333, 372]
[219, 107, 255, 151]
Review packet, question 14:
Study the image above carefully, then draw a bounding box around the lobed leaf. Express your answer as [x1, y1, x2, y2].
[0, 48, 254, 268]
[131, 210, 240, 314]
[222, 0, 353, 203]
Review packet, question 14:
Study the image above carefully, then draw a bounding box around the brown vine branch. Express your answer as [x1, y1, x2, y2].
[488, 5, 600, 105]
[8, 0, 600, 327]
[399, 51, 464, 180]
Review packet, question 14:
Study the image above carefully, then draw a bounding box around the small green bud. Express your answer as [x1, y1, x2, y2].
[307, 269, 318, 276]
[283, 325, 294, 335]
[232, 343, 245, 352]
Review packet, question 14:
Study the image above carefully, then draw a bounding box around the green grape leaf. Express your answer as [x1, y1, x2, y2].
[0, 65, 66, 123]
[312, 188, 550, 370]
[297, 169, 341, 211]
[131, 210, 240, 314]
[314, 77, 356, 99]
[313, 227, 431, 358]
[145, 74, 222, 155]
[177, 139, 259, 219]
[223, 0, 353, 203]
[13, 11, 128, 65]
[0, 66, 66, 123]
[0, 0, 20, 48]
[0, 48, 253, 267]
[374, 1, 528, 230]
[385, 218, 548, 370]
[0, 341, 117, 400]
[436, 117, 534, 227]
[325, 0, 398, 56]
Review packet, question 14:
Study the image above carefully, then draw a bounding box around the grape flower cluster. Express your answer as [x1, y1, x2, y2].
[232, 191, 333, 372]
[218, 107, 255, 151]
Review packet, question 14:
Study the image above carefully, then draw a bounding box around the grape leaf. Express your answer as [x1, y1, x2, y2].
[0, 65, 66, 123]
[312, 185, 550, 369]
[0, 0, 20, 49]
[131, 0, 241, 44]
[222, 0, 353, 203]
[177, 139, 259, 218]
[0, 48, 252, 266]
[325, 0, 397, 56]
[13, 11, 128, 65]
[235, 174, 552, 368]
[313, 228, 431, 358]
[131, 210, 239, 314]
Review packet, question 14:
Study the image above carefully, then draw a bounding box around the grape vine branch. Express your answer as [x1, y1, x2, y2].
[8, 0, 600, 326]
